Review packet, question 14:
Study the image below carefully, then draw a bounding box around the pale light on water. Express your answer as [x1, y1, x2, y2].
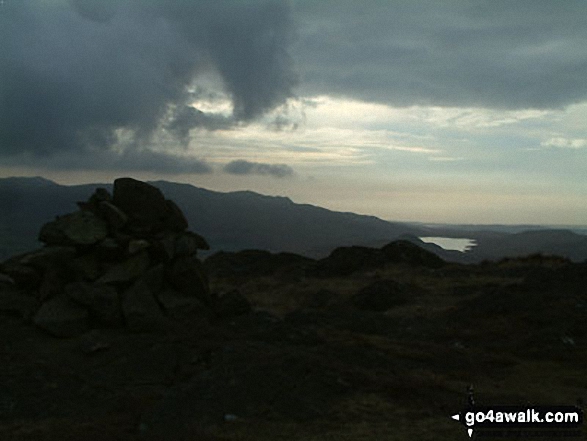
[419, 237, 476, 252]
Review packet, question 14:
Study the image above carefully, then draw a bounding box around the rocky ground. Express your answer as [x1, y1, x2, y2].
[1, 180, 586, 440]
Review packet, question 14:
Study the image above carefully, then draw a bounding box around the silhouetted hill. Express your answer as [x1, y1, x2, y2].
[2, 177, 586, 263]
[0, 177, 422, 261]
[468, 229, 587, 262]
[151, 180, 426, 258]
[0, 178, 103, 258]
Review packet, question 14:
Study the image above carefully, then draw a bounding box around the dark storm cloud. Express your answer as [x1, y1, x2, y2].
[3, 149, 213, 174]
[292, 0, 587, 109]
[165, 105, 235, 144]
[0, 0, 297, 158]
[94, 149, 213, 174]
[224, 160, 294, 178]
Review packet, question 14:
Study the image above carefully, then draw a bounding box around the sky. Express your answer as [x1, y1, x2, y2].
[1, 0, 586, 226]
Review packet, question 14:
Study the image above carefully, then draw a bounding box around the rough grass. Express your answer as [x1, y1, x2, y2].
[2, 257, 586, 440]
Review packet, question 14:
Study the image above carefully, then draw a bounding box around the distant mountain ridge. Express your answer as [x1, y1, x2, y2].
[0, 177, 422, 260]
[1, 176, 586, 263]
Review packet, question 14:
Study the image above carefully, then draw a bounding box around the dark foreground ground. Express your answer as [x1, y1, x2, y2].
[1, 253, 586, 440]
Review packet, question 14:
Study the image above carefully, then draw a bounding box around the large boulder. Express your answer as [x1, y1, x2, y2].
[112, 177, 168, 229]
[112, 178, 188, 234]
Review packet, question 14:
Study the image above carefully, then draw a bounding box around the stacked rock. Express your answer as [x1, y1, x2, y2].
[0, 178, 211, 337]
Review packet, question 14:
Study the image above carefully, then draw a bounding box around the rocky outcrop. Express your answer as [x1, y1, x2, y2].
[380, 240, 445, 268]
[310, 240, 446, 277]
[38, 210, 108, 246]
[310, 246, 386, 277]
[0, 178, 212, 337]
[112, 177, 188, 234]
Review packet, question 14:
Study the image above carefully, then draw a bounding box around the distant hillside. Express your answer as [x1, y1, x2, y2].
[467, 229, 587, 262]
[1, 177, 586, 263]
[0, 177, 103, 259]
[0, 177, 422, 260]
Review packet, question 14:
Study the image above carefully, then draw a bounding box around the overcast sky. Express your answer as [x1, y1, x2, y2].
[1, 0, 586, 225]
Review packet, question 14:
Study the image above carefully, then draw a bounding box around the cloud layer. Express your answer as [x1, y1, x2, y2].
[224, 160, 294, 178]
[293, 0, 587, 109]
[0, 0, 297, 158]
[1, 148, 213, 175]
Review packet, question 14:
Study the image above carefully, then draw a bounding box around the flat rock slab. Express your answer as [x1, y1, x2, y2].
[39, 211, 108, 246]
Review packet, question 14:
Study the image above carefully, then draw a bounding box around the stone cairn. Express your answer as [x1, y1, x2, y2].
[0, 178, 213, 337]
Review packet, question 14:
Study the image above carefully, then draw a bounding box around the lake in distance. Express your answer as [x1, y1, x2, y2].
[419, 237, 476, 252]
